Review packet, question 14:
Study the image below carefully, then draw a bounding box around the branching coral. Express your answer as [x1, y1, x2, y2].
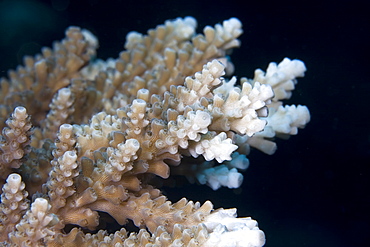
[0, 17, 310, 246]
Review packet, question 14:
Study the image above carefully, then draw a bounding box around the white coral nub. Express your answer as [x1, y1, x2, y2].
[203, 208, 265, 247]
[170, 16, 197, 39]
[177, 110, 212, 141]
[197, 166, 244, 190]
[267, 105, 310, 135]
[253, 58, 306, 101]
[5, 173, 23, 194]
[191, 132, 238, 163]
[108, 139, 140, 172]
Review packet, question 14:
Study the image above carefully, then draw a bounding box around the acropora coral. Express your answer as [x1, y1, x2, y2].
[0, 17, 310, 246]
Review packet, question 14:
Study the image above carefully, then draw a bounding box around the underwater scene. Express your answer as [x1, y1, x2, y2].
[0, 0, 369, 246]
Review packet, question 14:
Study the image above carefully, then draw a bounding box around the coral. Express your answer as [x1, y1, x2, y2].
[0, 17, 309, 246]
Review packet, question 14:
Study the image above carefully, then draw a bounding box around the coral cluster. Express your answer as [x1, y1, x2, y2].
[0, 17, 310, 246]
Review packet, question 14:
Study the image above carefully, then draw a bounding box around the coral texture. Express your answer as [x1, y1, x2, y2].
[0, 17, 310, 246]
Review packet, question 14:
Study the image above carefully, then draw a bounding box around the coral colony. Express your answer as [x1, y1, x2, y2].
[0, 17, 310, 246]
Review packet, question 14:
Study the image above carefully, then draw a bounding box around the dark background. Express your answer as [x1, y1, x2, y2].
[1, 0, 369, 246]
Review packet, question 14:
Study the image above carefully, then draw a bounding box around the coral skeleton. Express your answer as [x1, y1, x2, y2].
[0, 17, 310, 246]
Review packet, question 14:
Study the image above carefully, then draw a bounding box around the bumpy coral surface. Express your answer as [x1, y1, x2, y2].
[0, 17, 309, 246]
